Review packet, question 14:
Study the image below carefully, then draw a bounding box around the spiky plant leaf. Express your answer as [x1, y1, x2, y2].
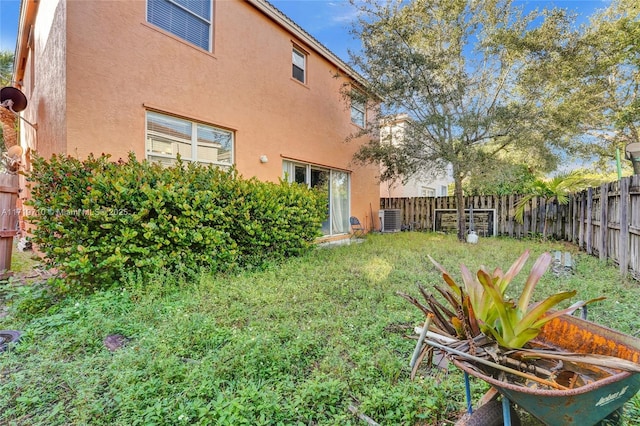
[516, 290, 577, 334]
[482, 326, 509, 347]
[477, 269, 516, 343]
[462, 294, 481, 336]
[432, 285, 460, 318]
[460, 263, 482, 306]
[528, 296, 606, 329]
[517, 252, 552, 313]
[429, 255, 462, 298]
[495, 250, 530, 294]
[451, 317, 465, 338]
[506, 328, 542, 348]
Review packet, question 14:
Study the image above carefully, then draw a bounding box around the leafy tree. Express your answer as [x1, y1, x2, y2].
[345, 0, 570, 241]
[464, 162, 537, 196]
[0, 51, 15, 152]
[518, 0, 639, 171]
[0, 51, 12, 87]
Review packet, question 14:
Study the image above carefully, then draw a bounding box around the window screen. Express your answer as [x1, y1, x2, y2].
[292, 48, 306, 83]
[147, 0, 212, 50]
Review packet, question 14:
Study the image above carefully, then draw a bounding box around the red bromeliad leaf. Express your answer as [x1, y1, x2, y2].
[517, 252, 552, 313]
[429, 255, 462, 298]
[460, 263, 481, 308]
[462, 294, 481, 336]
[496, 250, 530, 294]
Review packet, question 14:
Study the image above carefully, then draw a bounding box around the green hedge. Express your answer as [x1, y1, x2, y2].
[25, 153, 326, 292]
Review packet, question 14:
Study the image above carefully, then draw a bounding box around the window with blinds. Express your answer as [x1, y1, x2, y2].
[147, 0, 212, 51]
[292, 47, 306, 83]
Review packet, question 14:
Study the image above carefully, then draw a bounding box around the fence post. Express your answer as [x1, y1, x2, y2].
[380, 183, 637, 280]
[619, 177, 629, 277]
[586, 188, 593, 254]
[0, 173, 20, 277]
[599, 183, 608, 260]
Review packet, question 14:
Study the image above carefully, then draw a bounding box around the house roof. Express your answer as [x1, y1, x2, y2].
[13, 0, 369, 91]
[13, 0, 37, 87]
[245, 0, 367, 88]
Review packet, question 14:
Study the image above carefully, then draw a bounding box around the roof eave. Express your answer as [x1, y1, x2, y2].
[13, 0, 38, 88]
[244, 0, 369, 89]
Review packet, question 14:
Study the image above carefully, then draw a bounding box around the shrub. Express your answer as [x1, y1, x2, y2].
[25, 153, 325, 292]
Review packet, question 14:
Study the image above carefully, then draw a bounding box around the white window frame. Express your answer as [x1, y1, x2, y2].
[146, 0, 212, 51]
[283, 160, 350, 236]
[421, 187, 436, 197]
[146, 111, 234, 167]
[292, 47, 306, 83]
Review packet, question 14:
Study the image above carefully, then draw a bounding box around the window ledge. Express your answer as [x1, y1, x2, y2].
[290, 77, 310, 88]
[141, 22, 218, 59]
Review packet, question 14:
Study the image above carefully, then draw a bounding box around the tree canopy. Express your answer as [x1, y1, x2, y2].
[517, 0, 639, 172]
[347, 0, 569, 240]
[0, 51, 15, 151]
[0, 51, 13, 87]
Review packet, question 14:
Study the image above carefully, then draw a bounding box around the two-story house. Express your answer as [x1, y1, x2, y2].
[11, 0, 380, 240]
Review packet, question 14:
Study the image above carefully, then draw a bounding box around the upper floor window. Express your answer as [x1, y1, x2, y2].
[146, 111, 233, 167]
[292, 47, 306, 83]
[147, 0, 212, 51]
[350, 94, 365, 127]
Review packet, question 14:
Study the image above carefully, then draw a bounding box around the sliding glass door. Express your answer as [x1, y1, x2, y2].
[283, 161, 350, 236]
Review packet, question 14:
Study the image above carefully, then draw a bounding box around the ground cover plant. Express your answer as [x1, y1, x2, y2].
[1, 233, 639, 425]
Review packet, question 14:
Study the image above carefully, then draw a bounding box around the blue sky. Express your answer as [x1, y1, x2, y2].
[270, 0, 360, 60]
[0, 0, 20, 52]
[271, 0, 611, 62]
[0, 0, 610, 63]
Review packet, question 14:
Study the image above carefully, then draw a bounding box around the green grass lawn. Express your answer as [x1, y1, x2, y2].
[1, 233, 639, 425]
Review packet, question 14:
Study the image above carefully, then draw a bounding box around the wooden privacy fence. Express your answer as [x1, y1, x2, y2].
[380, 174, 640, 280]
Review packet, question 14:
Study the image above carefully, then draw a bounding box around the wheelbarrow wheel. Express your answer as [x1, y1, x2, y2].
[597, 407, 623, 426]
[466, 400, 521, 426]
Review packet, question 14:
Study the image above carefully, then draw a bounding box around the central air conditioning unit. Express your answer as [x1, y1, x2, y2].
[379, 209, 402, 232]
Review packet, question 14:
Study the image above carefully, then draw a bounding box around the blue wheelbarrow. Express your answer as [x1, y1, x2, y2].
[425, 314, 640, 425]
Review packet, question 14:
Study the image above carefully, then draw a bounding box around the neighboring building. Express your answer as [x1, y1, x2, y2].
[380, 173, 452, 198]
[12, 0, 380, 241]
[378, 114, 453, 198]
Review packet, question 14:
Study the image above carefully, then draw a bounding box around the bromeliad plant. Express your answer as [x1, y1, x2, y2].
[412, 250, 602, 349]
[399, 251, 635, 390]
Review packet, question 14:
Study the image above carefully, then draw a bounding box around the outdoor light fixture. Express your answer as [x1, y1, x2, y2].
[625, 142, 640, 175]
[259, 155, 268, 163]
[0, 86, 37, 130]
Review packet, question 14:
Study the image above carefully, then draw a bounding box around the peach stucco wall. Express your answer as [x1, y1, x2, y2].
[17, 0, 380, 235]
[17, 0, 67, 160]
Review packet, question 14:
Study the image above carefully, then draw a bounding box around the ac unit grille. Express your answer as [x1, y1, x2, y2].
[380, 209, 401, 232]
